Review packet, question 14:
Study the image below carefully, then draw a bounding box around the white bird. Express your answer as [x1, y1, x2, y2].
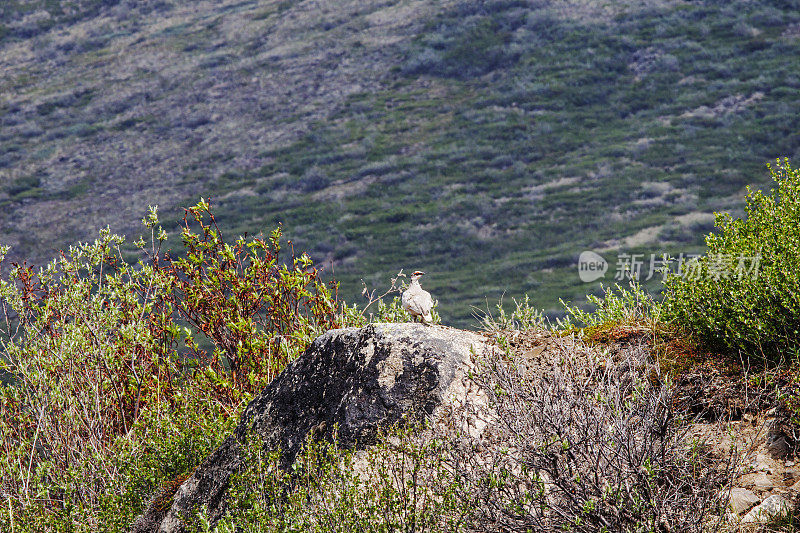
[402, 270, 434, 325]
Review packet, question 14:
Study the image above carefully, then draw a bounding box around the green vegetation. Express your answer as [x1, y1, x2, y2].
[473, 294, 546, 331]
[0, 201, 339, 530]
[0, 168, 799, 530]
[204, 426, 473, 533]
[210, 0, 800, 325]
[2, 0, 800, 527]
[662, 159, 800, 362]
[559, 280, 660, 331]
[6, 175, 44, 200]
[1, 0, 799, 327]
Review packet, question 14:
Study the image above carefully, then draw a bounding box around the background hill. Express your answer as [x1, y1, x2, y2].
[1, 0, 799, 326]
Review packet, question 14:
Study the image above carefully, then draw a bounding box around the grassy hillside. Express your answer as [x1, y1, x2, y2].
[1, 0, 799, 325]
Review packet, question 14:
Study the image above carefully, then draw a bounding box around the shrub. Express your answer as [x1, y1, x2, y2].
[401, 3, 522, 79]
[661, 159, 800, 362]
[0, 227, 172, 527]
[206, 426, 472, 533]
[157, 199, 340, 399]
[473, 293, 546, 331]
[296, 166, 330, 192]
[451, 337, 732, 532]
[0, 200, 340, 530]
[558, 279, 660, 332]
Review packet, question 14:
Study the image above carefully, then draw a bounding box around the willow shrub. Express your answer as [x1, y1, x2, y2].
[0, 199, 340, 530]
[662, 159, 800, 362]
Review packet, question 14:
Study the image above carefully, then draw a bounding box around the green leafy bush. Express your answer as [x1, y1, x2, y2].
[473, 294, 546, 331]
[159, 199, 340, 399]
[558, 279, 660, 331]
[0, 226, 173, 529]
[662, 159, 800, 361]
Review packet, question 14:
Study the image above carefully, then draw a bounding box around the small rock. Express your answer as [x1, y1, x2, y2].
[741, 472, 775, 492]
[768, 431, 791, 460]
[752, 454, 774, 474]
[729, 487, 760, 515]
[741, 494, 791, 524]
[782, 468, 800, 483]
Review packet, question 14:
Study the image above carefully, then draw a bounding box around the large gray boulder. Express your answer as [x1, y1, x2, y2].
[132, 323, 489, 532]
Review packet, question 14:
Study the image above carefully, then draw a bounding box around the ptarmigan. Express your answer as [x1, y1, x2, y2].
[402, 270, 434, 325]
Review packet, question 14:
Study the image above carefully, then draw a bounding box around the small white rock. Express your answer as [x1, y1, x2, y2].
[754, 454, 774, 474]
[750, 472, 775, 491]
[741, 495, 792, 524]
[729, 487, 760, 515]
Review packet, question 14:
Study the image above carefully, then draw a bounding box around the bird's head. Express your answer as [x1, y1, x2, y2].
[410, 270, 425, 281]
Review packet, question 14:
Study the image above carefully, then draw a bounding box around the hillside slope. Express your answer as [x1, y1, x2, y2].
[1, 0, 799, 325]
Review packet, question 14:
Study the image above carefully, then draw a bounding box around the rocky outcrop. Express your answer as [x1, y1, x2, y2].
[132, 323, 489, 533]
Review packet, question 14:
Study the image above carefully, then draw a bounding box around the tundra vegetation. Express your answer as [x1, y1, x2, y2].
[1, 0, 799, 325]
[0, 161, 798, 531]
